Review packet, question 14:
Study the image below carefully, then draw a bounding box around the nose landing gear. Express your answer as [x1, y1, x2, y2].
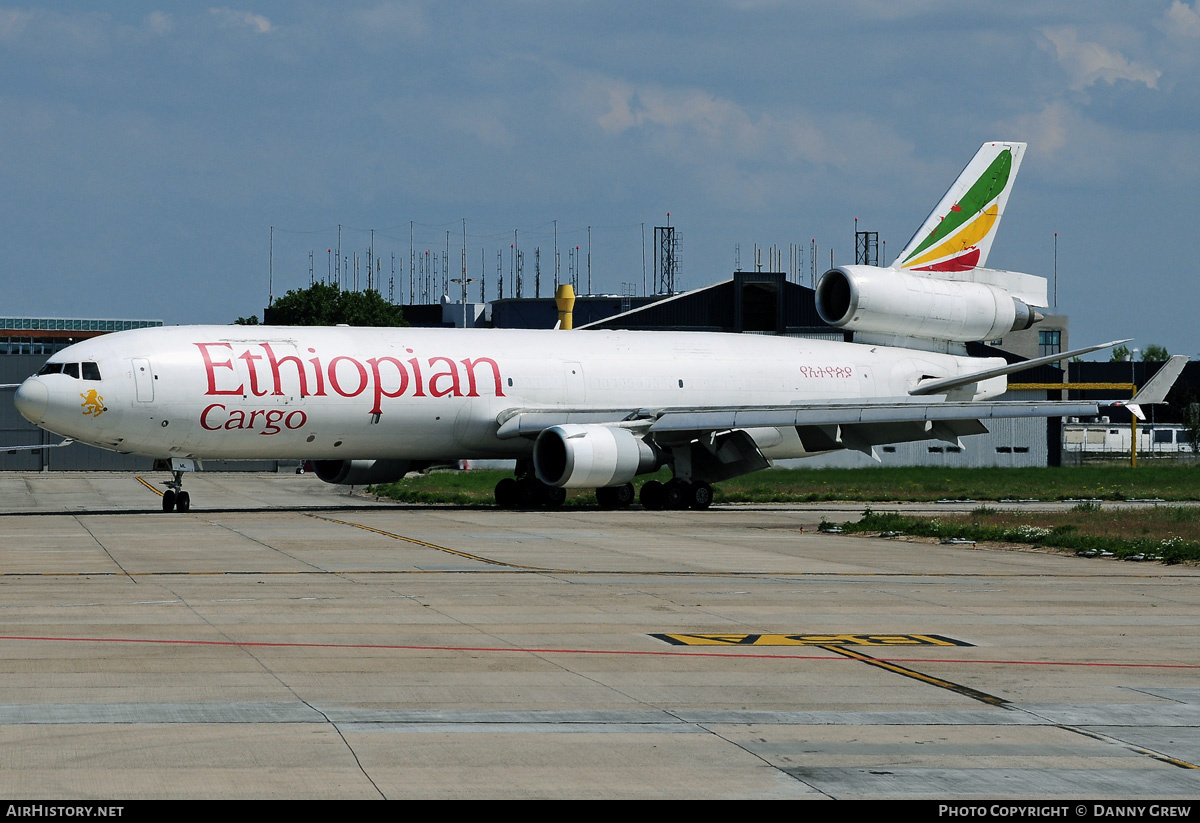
[158, 458, 199, 513]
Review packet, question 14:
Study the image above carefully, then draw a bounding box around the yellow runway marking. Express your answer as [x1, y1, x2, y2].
[654, 633, 971, 647]
[136, 476, 162, 496]
[823, 644, 1008, 706]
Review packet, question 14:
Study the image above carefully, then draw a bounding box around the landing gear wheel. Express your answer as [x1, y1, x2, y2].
[175, 491, 191, 513]
[162, 489, 177, 513]
[597, 482, 635, 509]
[663, 479, 690, 510]
[640, 480, 665, 510]
[542, 486, 567, 507]
[494, 477, 519, 508]
[688, 481, 713, 510]
[516, 478, 542, 508]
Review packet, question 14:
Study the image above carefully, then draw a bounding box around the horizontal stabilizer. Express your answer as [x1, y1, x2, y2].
[910, 340, 1130, 396]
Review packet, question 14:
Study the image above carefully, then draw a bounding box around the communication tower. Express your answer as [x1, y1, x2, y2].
[654, 225, 680, 295]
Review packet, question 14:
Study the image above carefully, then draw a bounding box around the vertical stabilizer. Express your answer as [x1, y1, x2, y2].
[894, 141, 1026, 272]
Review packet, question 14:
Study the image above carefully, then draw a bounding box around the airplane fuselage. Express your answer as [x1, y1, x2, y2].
[14, 325, 1005, 463]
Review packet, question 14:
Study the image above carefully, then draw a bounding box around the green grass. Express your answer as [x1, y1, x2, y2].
[713, 465, 1200, 503]
[835, 505, 1200, 565]
[371, 465, 1200, 506]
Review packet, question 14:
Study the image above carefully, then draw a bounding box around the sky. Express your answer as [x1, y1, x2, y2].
[2, 2, 1197, 357]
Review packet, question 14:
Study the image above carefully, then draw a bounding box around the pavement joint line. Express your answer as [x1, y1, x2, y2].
[819, 648, 1200, 770]
[0, 634, 1194, 671]
[1049, 723, 1200, 770]
[302, 512, 544, 569]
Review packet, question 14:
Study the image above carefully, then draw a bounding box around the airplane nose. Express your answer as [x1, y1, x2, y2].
[14, 378, 48, 425]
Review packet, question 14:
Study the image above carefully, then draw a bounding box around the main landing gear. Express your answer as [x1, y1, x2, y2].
[491, 461, 714, 511]
[494, 461, 566, 509]
[638, 478, 713, 511]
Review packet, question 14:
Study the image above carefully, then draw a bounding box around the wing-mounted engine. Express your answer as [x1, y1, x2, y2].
[533, 424, 659, 488]
[313, 459, 412, 485]
[815, 265, 1042, 344]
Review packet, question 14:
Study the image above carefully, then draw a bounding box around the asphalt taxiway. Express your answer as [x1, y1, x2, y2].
[0, 472, 1197, 799]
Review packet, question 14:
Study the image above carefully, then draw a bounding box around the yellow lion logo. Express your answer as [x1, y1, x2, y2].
[80, 389, 106, 417]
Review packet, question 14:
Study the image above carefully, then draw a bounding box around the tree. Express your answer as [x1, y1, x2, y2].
[1109, 344, 1131, 363]
[1141, 344, 1170, 362]
[1183, 401, 1200, 455]
[256, 282, 408, 327]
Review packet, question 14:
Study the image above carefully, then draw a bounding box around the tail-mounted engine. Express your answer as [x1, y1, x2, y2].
[533, 424, 658, 488]
[815, 265, 1040, 343]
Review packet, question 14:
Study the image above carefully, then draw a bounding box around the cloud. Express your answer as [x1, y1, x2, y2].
[1040, 27, 1160, 90]
[593, 81, 765, 158]
[1163, 1, 1200, 38]
[1006, 101, 1074, 157]
[143, 11, 174, 37]
[351, 2, 426, 39]
[0, 8, 33, 41]
[208, 8, 272, 35]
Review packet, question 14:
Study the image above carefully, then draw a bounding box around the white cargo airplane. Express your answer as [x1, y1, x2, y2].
[10, 142, 1166, 512]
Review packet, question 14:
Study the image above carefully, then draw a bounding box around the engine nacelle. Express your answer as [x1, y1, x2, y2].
[313, 459, 412, 486]
[533, 425, 658, 488]
[815, 265, 1039, 343]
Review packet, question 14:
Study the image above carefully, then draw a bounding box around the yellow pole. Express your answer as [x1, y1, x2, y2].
[1131, 414, 1137, 468]
[555, 284, 575, 330]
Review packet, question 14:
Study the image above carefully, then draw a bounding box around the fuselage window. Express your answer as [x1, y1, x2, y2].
[63, 363, 80, 379]
[37, 363, 64, 376]
[82, 362, 102, 380]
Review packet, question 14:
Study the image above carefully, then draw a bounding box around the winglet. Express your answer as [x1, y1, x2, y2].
[894, 142, 1026, 272]
[1111, 354, 1188, 421]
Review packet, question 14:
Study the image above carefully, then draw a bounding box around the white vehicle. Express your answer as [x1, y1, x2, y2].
[1064, 422, 1193, 456]
[10, 142, 1149, 512]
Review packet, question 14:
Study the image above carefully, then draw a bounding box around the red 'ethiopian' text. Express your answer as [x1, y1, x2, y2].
[195, 342, 506, 420]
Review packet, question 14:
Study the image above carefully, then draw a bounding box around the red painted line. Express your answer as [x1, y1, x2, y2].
[0, 634, 1195, 669]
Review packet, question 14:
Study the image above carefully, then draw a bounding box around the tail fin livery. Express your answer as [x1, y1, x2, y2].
[894, 141, 1026, 272]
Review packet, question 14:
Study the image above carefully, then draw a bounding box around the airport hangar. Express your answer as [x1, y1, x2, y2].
[1, 273, 1119, 472]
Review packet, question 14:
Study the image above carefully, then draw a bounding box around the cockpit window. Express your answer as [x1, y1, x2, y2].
[36, 362, 99, 379]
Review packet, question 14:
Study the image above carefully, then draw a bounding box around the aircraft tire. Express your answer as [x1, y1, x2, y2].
[640, 480, 665, 510]
[596, 483, 634, 509]
[176, 491, 191, 513]
[494, 477, 519, 508]
[689, 481, 713, 510]
[516, 478, 542, 508]
[663, 479, 689, 510]
[542, 485, 566, 507]
[162, 489, 176, 513]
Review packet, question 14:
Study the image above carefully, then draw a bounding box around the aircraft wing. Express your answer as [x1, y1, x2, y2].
[496, 399, 1100, 453]
[645, 399, 1098, 433]
[3, 438, 74, 454]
